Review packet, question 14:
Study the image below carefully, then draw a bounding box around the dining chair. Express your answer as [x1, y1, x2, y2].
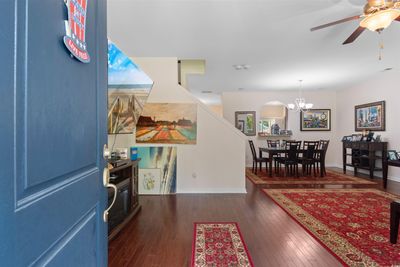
[276, 141, 301, 176]
[249, 140, 268, 175]
[286, 140, 302, 149]
[267, 140, 280, 148]
[267, 140, 281, 173]
[276, 144, 300, 177]
[316, 140, 330, 176]
[302, 141, 320, 150]
[299, 144, 317, 176]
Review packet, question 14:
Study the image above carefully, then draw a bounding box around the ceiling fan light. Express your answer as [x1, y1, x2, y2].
[360, 9, 400, 31]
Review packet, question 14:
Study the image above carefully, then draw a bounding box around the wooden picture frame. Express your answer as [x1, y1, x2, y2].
[235, 111, 256, 136]
[300, 109, 331, 131]
[355, 101, 385, 132]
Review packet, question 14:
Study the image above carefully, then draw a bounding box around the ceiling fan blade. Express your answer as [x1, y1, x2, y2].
[342, 26, 366, 45]
[310, 15, 361, 31]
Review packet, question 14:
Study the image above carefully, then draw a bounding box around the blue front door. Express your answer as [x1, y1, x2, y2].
[0, 0, 108, 266]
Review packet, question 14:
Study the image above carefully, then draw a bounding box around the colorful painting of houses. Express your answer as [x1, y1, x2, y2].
[136, 103, 197, 144]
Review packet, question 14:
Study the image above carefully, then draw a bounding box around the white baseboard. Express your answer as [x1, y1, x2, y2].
[177, 188, 247, 194]
[326, 163, 342, 168]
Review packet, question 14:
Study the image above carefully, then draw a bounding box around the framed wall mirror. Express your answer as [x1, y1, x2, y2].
[235, 111, 256, 136]
[259, 102, 288, 135]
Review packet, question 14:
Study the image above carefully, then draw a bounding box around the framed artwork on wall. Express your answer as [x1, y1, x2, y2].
[137, 146, 177, 194]
[136, 103, 197, 144]
[300, 109, 331, 131]
[355, 101, 385, 132]
[235, 111, 256, 136]
[108, 92, 149, 134]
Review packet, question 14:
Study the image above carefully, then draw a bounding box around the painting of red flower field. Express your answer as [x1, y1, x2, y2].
[136, 103, 197, 144]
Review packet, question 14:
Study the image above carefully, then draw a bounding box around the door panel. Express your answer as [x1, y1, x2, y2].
[0, 0, 16, 263]
[0, 0, 108, 266]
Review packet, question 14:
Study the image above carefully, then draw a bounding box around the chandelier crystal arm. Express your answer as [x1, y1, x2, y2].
[287, 80, 313, 112]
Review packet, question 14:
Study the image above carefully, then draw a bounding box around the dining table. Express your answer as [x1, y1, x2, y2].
[259, 147, 326, 177]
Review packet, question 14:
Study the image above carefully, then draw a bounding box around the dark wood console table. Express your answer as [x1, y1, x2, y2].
[342, 141, 388, 188]
[108, 159, 141, 240]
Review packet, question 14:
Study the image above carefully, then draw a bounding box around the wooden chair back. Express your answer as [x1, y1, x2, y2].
[248, 140, 257, 160]
[287, 144, 300, 161]
[303, 141, 320, 150]
[267, 140, 280, 148]
[304, 144, 317, 160]
[285, 140, 302, 150]
[319, 140, 330, 151]
[317, 140, 330, 159]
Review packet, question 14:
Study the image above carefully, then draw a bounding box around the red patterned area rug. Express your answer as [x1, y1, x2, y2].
[191, 222, 254, 267]
[263, 188, 400, 266]
[246, 168, 377, 185]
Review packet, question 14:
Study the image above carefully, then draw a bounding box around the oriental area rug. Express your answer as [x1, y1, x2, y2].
[263, 188, 400, 267]
[246, 168, 377, 186]
[191, 222, 254, 267]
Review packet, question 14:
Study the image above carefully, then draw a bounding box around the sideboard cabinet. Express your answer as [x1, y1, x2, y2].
[342, 141, 388, 188]
[107, 159, 141, 240]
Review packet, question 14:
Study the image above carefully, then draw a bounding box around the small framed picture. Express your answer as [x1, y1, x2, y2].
[366, 132, 374, 142]
[235, 111, 256, 136]
[236, 120, 244, 132]
[388, 150, 399, 161]
[351, 134, 362, 142]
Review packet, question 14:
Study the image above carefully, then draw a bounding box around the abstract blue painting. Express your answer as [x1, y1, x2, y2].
[137, 147, 177, 195]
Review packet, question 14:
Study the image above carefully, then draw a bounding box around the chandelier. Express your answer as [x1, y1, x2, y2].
[287, 80, 313, 112]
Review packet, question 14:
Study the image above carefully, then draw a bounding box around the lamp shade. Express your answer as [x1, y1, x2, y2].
[360, 9, 400, 31]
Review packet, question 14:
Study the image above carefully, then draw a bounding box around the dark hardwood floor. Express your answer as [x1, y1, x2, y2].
[108, 168, 400, 267]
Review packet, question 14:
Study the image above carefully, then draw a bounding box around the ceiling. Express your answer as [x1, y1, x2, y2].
[107, 0, 400, 104]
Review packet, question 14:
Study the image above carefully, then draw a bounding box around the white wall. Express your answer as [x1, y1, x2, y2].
[208, 104, 223, 117]
[336, 71, 400, 182]
[108, 58, 247, 193]
[222, 90, 338, 167]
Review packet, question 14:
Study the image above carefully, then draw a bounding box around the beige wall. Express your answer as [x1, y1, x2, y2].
[260, 105, 286, 118]
[336, 71, 400, 182]
[208, 104, 223, 117]
[222, 90, 338, 167]
[108, 58, 247, 193]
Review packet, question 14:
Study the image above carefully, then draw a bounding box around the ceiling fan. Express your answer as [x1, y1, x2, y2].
[310, 0, 400, 44]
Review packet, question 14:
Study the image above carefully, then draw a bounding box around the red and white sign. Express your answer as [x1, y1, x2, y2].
[63, 0, 90, 63]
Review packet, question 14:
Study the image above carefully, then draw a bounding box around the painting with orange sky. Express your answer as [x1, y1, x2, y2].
[136, 103, 197, 144]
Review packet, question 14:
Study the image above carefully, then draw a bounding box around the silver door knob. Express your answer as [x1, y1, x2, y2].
[103, 144, 110, 160]
[103, 168, 117, 223]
